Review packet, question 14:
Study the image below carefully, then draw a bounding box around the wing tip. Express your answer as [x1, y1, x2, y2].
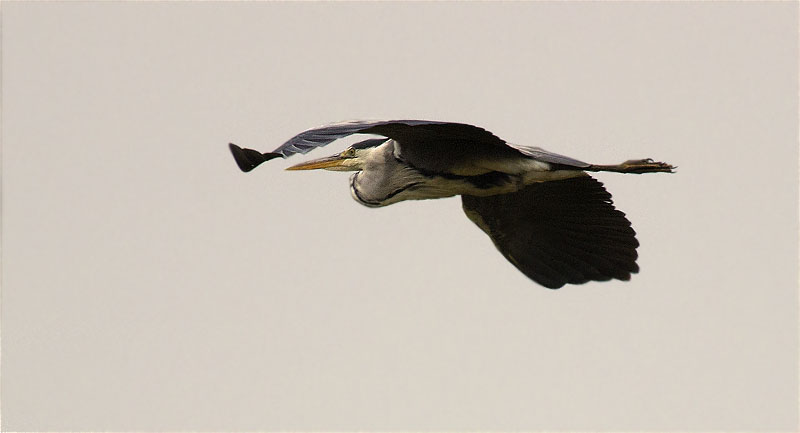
[229, 143, 282, 172]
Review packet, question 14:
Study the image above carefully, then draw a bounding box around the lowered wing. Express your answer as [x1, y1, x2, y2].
[462, 176, 639, 289]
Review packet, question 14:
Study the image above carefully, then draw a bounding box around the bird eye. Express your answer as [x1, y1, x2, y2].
[343, 148, 356, 157]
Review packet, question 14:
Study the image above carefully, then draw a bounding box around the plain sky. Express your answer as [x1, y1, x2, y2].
[2, 2, 798, 432]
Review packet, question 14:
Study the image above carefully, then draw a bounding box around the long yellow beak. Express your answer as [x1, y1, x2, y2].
[286, 155, 348, 171]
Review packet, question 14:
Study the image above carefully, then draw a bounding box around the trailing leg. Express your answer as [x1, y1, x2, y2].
[587, 158, 675, 174]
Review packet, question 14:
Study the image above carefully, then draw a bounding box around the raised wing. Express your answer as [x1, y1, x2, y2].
[230, 120, 447, 172]
[229, 119, 590, 174]
[462, 176, 639, 289]
[271, 119, 449, 158]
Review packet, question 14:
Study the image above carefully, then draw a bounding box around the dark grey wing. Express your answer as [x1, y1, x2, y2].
[229, 120, 448, 172]
[271, 119, 451, 157]
[296, 121, 591, 174]
[229, 119, 591, 173]
[462, 176, 639, 289]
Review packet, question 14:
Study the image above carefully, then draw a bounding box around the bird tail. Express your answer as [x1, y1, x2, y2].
[585, 159, 675, 174]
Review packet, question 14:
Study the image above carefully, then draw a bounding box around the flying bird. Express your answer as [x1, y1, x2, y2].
[229, 120, 673, 289]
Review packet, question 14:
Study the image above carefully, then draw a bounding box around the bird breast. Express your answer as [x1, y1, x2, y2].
[347, 141, 511, 207]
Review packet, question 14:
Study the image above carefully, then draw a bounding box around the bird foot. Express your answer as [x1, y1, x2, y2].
[620, 159, 675, 174]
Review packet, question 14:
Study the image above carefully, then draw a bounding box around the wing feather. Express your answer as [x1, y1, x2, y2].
[271, 120, 448, 157]
[229, 119, 591, 174]
[461, 176, 639, 289]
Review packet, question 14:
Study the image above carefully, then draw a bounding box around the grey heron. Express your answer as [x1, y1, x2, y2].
[229, 120, 674, 289]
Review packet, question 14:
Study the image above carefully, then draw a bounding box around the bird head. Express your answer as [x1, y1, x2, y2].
[285, 138, 386, 172]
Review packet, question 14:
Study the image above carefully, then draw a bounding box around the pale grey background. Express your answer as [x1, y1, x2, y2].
[2, 2, 797, 432]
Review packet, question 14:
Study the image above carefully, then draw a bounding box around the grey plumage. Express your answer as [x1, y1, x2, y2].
[271, 120, 448, 158]
[229, 119, 673, 289]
